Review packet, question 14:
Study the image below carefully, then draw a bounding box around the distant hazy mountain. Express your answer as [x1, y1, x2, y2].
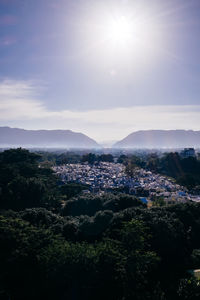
[0, 127, 100, 148]
[114, 130, 200, 148]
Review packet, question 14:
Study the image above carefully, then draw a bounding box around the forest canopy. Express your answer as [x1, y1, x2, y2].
[1, 148, 200, 300]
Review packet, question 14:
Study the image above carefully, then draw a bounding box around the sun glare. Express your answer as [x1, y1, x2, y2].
[77, 2, 163, 70]
[100, 12, 156, 52]
[107, 16, 132, 43]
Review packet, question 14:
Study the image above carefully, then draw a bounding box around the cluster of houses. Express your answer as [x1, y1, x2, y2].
[53, 162, 127, 191]
[130, 168, 189, 205]
[53, 162, 199, 205]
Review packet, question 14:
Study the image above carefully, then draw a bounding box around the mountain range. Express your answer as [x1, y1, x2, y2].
[0, 127, 99, 148]
[114, 130, 200, 148]
[1, 127, 200, 149]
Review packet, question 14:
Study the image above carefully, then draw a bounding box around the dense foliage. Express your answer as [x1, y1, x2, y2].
[0, 148, 60, 211]
[36, 151, 114, 165]
[81, 153, 114, 164]
[1, 149, 200, 300]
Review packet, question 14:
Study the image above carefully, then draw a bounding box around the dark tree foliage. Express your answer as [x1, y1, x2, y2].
[81, 153, 97, 164]
[36, 151, 82, 165]
[1, 201, 200, 299]
[0, 215, 60, 300]
[62, 193, 145, 217]
[81, 153, 114, 164]
[18, 207, 63, 227]
[98, 154, 114, 162]
[62, 194, 103, 216]
[60, 183, 89, 199]
[117, 154, 128, 164]
[102, 193, 146, 212]
[1, 149, 200, 299]
[156, 153, 200, 189]
[0, 215, 160, 300]
[0, 148, 61, 210]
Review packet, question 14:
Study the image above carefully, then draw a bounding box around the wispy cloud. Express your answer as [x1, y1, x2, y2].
[0, 79, 200, 142]
[0, 79, 48, 119]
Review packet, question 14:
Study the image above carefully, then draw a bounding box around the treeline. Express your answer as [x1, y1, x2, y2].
[36, 151, 114, 166]
[1, 149, 200, 299]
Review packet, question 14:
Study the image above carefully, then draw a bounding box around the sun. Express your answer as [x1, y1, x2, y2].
[107, 16, 132, 43]
[101, 13, 155, 51]
[75, 3, 162, 68]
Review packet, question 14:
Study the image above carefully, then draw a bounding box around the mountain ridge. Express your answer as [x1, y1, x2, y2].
[0, 127, 100, 148]
[114, 130, 200, 148]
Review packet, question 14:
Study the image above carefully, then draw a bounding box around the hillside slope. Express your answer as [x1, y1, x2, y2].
[114, 130, 200, 148]
[0, 127, 100, 148]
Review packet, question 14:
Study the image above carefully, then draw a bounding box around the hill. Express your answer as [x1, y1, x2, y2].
[114, 130, 200, 148]
[0, 127, 100, 148]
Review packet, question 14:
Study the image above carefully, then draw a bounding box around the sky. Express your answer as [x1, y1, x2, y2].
[0, 0, 200, 143]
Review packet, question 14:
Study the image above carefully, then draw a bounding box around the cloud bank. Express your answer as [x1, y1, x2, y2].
[0, 79, 199, 142]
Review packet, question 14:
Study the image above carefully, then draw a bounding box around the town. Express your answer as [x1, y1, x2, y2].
[53, 161, 200, 205]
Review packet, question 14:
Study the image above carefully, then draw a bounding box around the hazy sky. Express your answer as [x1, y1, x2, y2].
[0, 0, 200, 142]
